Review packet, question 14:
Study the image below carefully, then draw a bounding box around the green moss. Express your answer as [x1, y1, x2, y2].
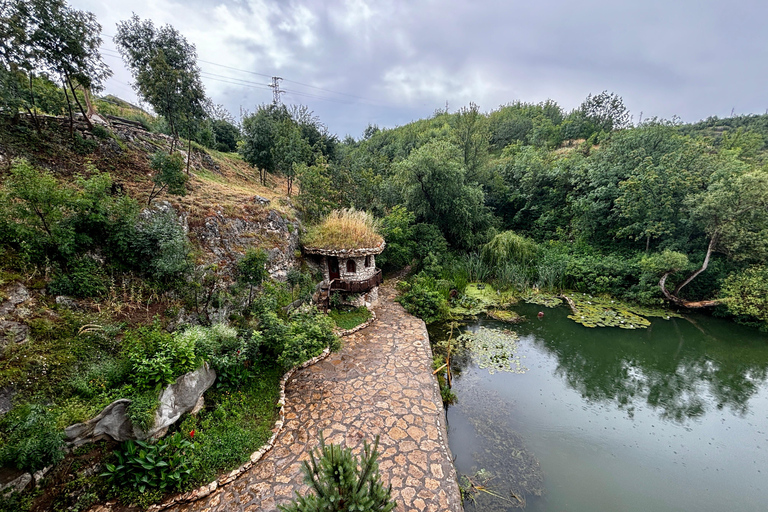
[450, 283, 517, 317]
[487, 309, 524, 323]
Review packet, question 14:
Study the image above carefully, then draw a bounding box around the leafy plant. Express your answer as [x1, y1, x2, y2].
[0, 403, 65, 471]
[279, 435, 396, 512]
[101, 431, 195, 493]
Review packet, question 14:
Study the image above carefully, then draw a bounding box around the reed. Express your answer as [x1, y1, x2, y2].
[302, 208, 383, 250]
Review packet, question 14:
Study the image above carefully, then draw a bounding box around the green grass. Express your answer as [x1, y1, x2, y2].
[176, 363, 282, 484]
[329, 306, 372, 330]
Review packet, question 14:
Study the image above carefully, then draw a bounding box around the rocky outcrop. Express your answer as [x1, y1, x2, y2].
[64, 364, 216, 447]
[194, 206, 300, 281]
[0, 283, 31, 354]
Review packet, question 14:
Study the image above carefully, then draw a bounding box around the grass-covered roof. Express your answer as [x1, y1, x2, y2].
[302, 209, 384, 252]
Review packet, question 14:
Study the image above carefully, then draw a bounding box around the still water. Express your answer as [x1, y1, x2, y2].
[439, 303, 768, 512]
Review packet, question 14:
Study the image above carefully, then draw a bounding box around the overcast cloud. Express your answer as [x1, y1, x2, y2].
[70, 0, 768, 138]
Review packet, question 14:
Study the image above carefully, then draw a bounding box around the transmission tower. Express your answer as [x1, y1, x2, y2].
[269, 76, 284, 105]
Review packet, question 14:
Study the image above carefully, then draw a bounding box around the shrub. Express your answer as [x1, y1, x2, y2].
[279, 307, 340, 369]
[721, 265, 768, 329]
[0, 403, 65, 471]
[397, 275, 449, 324]
[278, 435, 395, 512]
[123, 324, 199, 393]
[131, 209, 191, 283]
[48, 256, 108, 298]
[148, 151, 188, 203]
[101, 432, 195, 493]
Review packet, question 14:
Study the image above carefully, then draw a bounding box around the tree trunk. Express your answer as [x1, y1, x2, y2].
[186, 134, 192, 175]
[67, 76, 93, 130]
[62, 79, 74, 137]
[659, 233, 721, 308]
[27, 75, 41, 134]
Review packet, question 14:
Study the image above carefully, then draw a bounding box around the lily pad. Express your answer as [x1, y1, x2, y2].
[522, 291, 563, 308]
[565, 294, 657, 329]
[458, 327, 527, 375]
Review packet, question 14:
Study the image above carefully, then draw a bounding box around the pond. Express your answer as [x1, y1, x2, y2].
[435, 302, 768, 512]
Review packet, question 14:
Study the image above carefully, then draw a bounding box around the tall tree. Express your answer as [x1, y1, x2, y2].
[115, 15, 206, 152]
[451, 102, 489, 182]
[240, 103, 291, 186]
[659, 160, 768, 305]
[579, 90, 631, 133]
[1, 0, 111, 131]
[394, 139, 492, 249]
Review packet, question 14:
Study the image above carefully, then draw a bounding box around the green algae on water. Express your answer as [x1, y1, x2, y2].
[450, 283, 517, 317]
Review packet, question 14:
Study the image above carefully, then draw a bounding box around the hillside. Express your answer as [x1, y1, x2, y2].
[0, 103, 338, 511]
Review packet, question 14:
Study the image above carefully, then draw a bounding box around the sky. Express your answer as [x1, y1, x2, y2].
[69, 0, 768, 139]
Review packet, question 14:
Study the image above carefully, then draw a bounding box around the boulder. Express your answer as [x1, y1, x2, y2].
[0, 471, 32, 496]
[146, 363, 216, 438]
[64, 364, 216, 446]
[64, 399, 134, 446]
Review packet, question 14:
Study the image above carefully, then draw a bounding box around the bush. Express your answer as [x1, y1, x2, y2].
[0, 403, 65, 471]
[123, 324, 199, 393]
[279, 307, 340, 369]
[278, 435, 395, 512]
[131, 209, 191, 283]
[48, 256, 108, 298]
[397, 275, 449, 324]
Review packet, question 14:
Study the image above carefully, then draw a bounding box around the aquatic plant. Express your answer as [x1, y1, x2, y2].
[458, 327, 527, 375]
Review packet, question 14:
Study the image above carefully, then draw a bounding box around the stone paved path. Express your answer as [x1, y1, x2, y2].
[167, 282, 463, 512]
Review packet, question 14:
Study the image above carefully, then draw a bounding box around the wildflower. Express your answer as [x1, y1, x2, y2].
[190, 429, 195, 438]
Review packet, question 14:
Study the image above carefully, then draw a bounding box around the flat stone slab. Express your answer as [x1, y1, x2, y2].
[165, 282, 462, 512]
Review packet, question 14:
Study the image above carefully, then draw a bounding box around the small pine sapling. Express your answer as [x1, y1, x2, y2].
[279, 435, 396, 512]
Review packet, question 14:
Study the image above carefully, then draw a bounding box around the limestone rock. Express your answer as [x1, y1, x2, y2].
[0, 472, 31, 496]
[64, 399, 134, 446]
[147, 363, 216, 438]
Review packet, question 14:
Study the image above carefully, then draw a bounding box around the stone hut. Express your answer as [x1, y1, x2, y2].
[301, 209, 385, 309]
[303, 242, 385, 293]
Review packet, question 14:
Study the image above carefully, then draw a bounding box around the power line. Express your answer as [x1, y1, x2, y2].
[100, 33, 381, 106]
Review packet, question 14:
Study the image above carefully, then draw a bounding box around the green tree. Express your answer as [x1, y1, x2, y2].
[660, 161, 768, 304]
[720, 266, 768, 328]
[240, 103, 291, 185]
[115, 15, 206, 151]
[579, 90, 631, 133]
[279, 435, 395, 512]
[237, 248, 268, 310]
[147, 151, 188, 205]
[451, 102, 489, 182]
[1, 0, 111, 131]
[273, 118, 312, 196]
[395, 139, 492, 249]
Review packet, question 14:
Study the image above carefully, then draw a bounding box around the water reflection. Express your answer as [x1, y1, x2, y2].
[445, 305, 768, 423]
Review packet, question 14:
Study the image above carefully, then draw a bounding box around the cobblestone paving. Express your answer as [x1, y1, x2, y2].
[167, 282, 462, 512]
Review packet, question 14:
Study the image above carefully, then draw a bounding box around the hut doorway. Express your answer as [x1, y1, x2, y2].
[328, 257, 340, 280]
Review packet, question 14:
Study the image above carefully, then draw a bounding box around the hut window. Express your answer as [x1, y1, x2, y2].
[365, 255, 371, 267]
[346, 259, 356, 273]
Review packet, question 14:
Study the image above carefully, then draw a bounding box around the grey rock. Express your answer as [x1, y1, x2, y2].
[55, 295, 80, 310]
[0, 320, 29, 347]
[0, 472, 32, 496]
[0, 283, 30, 315]
[147, 363, 216, 438]
[0, 386, 16, 415]
[32, 466, 51, 487]
[64, 364, 216, 446]
[253, 195, 271, 205]
[64, 399, 134, 446]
